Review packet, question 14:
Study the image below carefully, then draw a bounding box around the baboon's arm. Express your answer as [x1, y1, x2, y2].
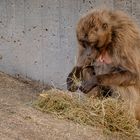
[80, 70, 137, 93]
[97, 70, 137, 86]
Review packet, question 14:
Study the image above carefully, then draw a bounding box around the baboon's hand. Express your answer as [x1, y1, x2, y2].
[79, 76, 98, 93]
[67, 66, 82, 92]
[67, 76, 78, 92]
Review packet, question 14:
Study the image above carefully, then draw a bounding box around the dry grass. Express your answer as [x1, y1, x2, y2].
[34, 89, 140, 139]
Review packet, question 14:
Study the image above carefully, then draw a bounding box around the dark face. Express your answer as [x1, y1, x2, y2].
[76, 41, 100, 67]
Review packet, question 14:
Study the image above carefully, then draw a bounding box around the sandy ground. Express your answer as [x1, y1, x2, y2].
[0, 72, 106, 140]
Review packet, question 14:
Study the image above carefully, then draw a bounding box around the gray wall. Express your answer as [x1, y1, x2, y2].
[0, 0, 140, 89]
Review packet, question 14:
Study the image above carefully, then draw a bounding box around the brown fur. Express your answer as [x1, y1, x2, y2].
[82, 66, 112, 97]
[66, 65, 113, 97]
[76, 9, 113, 67]
[76, 9, 140, 122]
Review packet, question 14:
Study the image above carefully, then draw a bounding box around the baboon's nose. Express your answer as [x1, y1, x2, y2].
[87, 53, 90, 57]
[86, 48, 92, 57]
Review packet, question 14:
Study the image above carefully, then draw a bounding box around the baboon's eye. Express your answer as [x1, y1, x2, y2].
[82, 42, 87, 49]
[102, 23, 108, 30]
[79, 40, 87, 49]
[92, 40, 99, 50]
[94, 46, 100, 52]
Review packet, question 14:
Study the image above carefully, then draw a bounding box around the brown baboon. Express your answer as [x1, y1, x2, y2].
[75, 9, 140, 122]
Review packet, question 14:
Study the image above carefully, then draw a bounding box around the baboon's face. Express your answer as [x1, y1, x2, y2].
[76, 11, 113, 65]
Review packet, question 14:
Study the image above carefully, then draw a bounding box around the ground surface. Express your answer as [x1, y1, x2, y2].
[0, 72, 106, 140]
[1, 72, 137, 140]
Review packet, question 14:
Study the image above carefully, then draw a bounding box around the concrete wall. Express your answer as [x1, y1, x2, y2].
[0, 0, 140, 89]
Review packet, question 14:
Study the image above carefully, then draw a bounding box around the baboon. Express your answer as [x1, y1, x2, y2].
[75, 9, 140, 122]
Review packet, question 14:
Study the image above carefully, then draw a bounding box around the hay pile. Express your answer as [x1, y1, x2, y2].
[34, 89, 140, 139]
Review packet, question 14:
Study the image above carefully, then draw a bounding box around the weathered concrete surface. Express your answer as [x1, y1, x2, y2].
[0, 0, 139, 88]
